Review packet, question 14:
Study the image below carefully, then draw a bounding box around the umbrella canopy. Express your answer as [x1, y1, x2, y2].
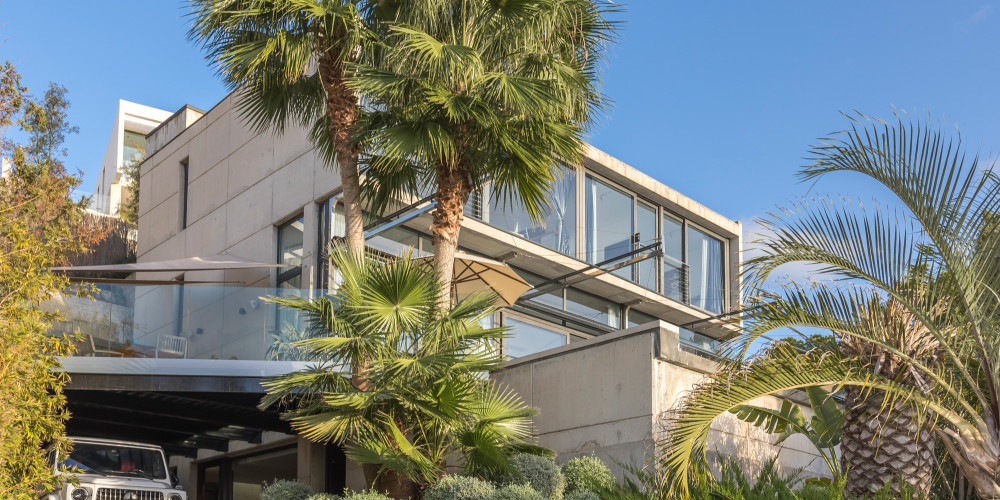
[51, 255, 289, 273]
[420, 253, 532, 306]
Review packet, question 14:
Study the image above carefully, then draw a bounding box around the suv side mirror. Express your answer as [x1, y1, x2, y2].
[170, 474, 180, 488]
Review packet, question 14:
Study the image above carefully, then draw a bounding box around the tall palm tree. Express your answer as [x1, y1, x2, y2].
[660, 113, 1000, 499]
[349, 0, 617, 305]
[261, 247, 547, 498]
[188, 0, 384, 255]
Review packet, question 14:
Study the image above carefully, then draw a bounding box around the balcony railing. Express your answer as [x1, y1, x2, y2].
[44, 284, 316, 361]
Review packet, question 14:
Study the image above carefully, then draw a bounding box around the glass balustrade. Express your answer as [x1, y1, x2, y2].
[43, 283, 324, 361]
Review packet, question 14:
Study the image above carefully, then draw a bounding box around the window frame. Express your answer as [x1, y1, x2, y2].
[276, 213, 305, 288]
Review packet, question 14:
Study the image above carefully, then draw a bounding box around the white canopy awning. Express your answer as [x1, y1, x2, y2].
[51, 255, 289, 273]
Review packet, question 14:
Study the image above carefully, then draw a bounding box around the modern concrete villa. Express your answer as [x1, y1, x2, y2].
[52, 95, 830, 500]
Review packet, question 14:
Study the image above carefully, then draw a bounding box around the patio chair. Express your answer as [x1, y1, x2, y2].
[155, 334, 188, 359]
[79, 335, 124, 358]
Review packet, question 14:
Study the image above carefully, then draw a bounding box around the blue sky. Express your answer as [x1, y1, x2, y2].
[2, 1, 998, 229]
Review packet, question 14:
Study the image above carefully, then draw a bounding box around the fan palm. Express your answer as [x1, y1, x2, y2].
[349, 0, 617, 305]
[188, 0, 392, 254]
[261, 247, 547, 498]
[660, 113, 1000, 499]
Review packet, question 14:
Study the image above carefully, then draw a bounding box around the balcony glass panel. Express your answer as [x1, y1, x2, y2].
[485, 166, 576, 256]
[662, 214, 684, 303]
[687, 226, 724, 314]
[45, 284, 328, 361]
[585, 176, 633, 280]
[636, 201, 658, 291]
[504, 317, 567, 359]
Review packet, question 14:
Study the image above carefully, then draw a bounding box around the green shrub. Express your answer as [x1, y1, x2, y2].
[306, 495, 341, 500]
[561, 456, 615, 495]
[260, 479, 314, 500]
[490, 483, 545, 500]
[562, 490, 599, 500]
[426, 475, 496, 500]
[501, 454, 565, 500]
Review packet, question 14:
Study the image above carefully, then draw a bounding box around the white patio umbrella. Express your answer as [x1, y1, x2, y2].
[420, 252, 532, 306]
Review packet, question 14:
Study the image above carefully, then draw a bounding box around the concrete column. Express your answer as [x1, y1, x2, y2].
[301, 202, 320, 291]
[296, 437, 327, 492]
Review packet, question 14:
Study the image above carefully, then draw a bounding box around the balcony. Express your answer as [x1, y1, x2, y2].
[44, 283, 309, 362]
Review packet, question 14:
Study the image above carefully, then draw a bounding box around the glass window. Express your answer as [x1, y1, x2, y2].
[636, 201, 658, 291]
[122, 130, 145, 165]
[278, 217, 304, 268]
[487, 165, 577, 256]
[585, 176, 634, 280]
[62, 443, 166, 479]
[504, 317, 567, 359]
[565, 288, 620, 327]
[519, 271, 565, 311]
[680, 328, 720, 353]
[662, 214, 684, 302]
[687, 226, 724, 314]
[627, 309, 658, 328]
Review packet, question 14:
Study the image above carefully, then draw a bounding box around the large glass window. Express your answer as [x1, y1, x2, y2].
[585, 176, 633, 280]
[687, 226, 724, 313]
[486, 165, 577, 256]
[662, 214, 684, 302]
[636, 201, 658, 291]
[565, 288, 620, 327]
[504, 317, 567, 359]
[122, 130, 145, 165]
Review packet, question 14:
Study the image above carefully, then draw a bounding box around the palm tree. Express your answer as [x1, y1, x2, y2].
[660, 113, 1000, 499]
[261, 247, 547, 498]
[188, 0, 386, 255]
[349, 0, 617, 305]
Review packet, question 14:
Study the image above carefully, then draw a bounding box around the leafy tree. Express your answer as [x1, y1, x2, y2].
[661, 113, 1000, 499]
[118, 154, 142, 226]
[729, 385, 843, 479]
[188, 0, 411, 256]
[0, 63, 88, 498]
[351, 0, 617, 305]
[261, 247, 547, 498]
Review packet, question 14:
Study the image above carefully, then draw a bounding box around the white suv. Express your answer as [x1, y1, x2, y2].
[44, 437, 187, 500]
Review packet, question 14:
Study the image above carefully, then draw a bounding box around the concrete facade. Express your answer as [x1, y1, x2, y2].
[492, 323, 833, 481]
[55, 87, 836, 498]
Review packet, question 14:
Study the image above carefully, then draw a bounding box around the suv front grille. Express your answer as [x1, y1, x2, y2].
[96, 488, 164, 500]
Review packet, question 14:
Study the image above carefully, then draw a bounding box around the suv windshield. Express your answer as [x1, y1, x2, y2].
[61, 443, 167, 480]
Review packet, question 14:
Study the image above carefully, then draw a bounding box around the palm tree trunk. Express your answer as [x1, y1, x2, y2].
[319, 51, 365, 257]
[840, 386, 935, 498]
[430, 164, 472, 309]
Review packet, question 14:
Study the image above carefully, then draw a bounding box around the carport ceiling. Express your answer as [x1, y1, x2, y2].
[65, 390, 292, 458]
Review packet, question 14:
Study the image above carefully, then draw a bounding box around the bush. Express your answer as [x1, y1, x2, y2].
[309, 491, 395, 500]
[561, 456, 615, 495]
[500, 454, 565, 500]
[260, 479, 314, 500]
[491, 483, 544, 500]
[562, 490, 600, 500]
[426, 475, 496, 500]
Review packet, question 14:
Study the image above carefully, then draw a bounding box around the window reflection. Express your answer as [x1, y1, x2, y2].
[565, 288, 620, 327]
[504, 317, 567, 359]
[662, 215, 684, 302]
[487, 166, 577, 256]
[585, 176, 633, 280]
[687, 226, 724, 313]
[636, 201, 658, 291]
[122, 130, 145, 165]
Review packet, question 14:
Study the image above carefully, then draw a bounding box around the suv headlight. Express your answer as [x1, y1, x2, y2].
[169, 494, 183, 500]
[71, 488, 91, 500]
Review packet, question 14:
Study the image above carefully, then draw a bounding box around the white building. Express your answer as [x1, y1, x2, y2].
[52, 92, 832, 499]
[90, 100, 174, 215]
